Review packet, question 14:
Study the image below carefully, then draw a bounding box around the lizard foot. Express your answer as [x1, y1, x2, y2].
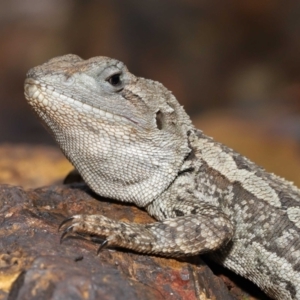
[59, 216, 109, 254]
[58, 212, 234, 256]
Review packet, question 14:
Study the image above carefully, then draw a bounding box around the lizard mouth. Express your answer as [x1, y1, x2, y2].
[24, 78, 137, 125]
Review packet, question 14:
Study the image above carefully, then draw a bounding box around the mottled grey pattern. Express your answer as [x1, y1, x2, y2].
[24, 54, 300, 300]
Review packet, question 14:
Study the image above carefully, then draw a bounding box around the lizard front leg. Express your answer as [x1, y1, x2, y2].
[59, 204, 234, 257]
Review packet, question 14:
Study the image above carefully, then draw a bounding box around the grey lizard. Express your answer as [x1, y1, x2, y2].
[24, 54, 300, 300]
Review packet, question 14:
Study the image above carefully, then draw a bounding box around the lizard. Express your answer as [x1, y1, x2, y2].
[24, 54, 300, 300]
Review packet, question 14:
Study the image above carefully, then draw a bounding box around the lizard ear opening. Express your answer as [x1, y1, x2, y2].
[155, 110, 163, 130]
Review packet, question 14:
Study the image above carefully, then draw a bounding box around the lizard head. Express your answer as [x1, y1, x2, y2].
[24, 54, 193, 206]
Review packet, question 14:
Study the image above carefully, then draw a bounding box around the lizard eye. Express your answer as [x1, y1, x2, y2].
[107, 73, 122, 87]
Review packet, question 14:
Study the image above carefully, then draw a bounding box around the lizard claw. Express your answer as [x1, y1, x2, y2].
[57, 215, 117, 254]
[60, 225, 75, 244]
[58, 216, 75, 232]
[97, 239, 108, 255]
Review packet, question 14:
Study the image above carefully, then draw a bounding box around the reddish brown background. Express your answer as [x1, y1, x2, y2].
[1, 0, 300, 185]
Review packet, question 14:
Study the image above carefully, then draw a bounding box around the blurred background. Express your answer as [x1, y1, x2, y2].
[1, 0, 300, 184]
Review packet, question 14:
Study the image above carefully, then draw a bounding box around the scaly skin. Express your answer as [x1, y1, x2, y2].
[25, 54, 300, 299]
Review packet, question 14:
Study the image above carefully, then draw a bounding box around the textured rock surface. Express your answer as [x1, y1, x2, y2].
[0, 144, 275, 299]
[0, 183, 238, 300]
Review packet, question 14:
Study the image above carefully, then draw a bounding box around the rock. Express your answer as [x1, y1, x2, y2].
[0, 183, 235, 300]
[0, 144, 272, 299]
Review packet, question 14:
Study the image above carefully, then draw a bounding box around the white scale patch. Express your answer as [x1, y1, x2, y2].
[287, 207, 300, 228]
[198, 138, 281, 208]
